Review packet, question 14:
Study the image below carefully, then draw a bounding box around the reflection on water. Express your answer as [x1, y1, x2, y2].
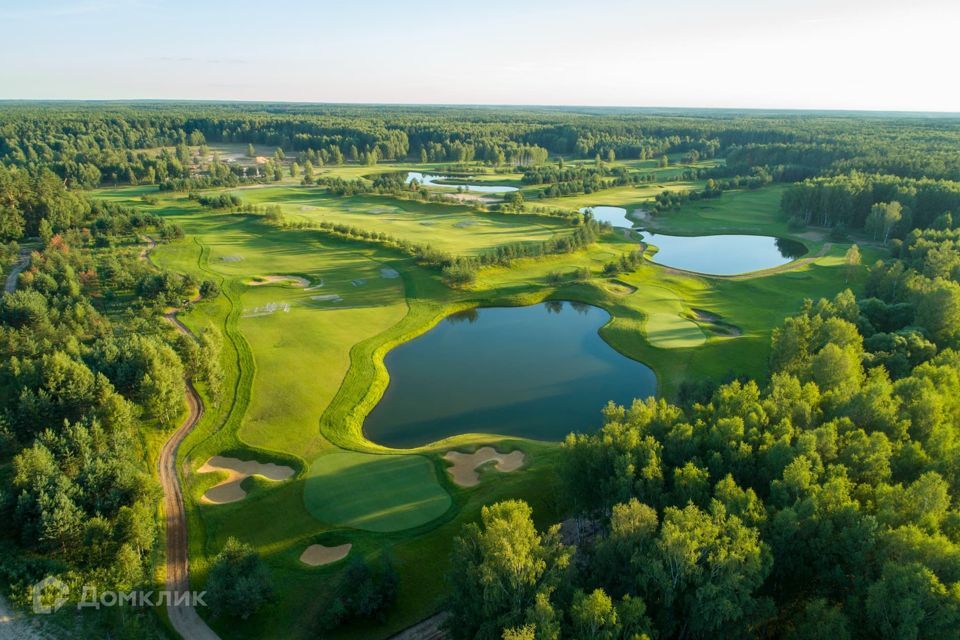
[363, 302, 657, 448]
[405, 171, 518, 194]
[642, 233, 808, 275]
[580, 206, 633, 228]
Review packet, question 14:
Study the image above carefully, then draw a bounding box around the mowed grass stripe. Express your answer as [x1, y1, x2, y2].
[304, 452, 452, 532]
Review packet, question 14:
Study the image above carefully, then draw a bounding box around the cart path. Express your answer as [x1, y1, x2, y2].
[3, 250, 30, 294]
[144, 237, 220, 640]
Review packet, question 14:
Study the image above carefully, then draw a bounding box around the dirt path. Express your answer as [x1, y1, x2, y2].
[3, 250, 30, 294]
[388, 612, 450, 640]
[0, 596, 51, 640]
[144, 238, 220, 640]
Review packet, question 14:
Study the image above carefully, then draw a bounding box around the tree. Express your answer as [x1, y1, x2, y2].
[866, 201, 903, 243]
[844, 244, 861, 283]
[866, 562, 960, 639]
[570, 589, 618, 640]
[445, 500, 572, 640]
[246, 143, 255, 158]
[652, 504, 771, 637]
[206, 537, 272, 619]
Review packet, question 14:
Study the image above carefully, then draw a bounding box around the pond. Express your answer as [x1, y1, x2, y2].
[580, 206, 634, 228]
[641, 233, 808, 275]
[363, 302, 657, 448]
[405, 171, 518, 194]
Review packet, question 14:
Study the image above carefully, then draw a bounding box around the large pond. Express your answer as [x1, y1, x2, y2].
[641, 233, 808, 275]
[363, 302, 657, 448]
[580, 206, 634, 228]
[405, 171, 518, 194]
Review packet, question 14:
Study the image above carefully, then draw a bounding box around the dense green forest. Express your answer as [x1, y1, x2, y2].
[0, 163, 220, 634]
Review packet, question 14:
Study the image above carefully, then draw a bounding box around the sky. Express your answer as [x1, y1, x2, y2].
[2, 0, 958, 112]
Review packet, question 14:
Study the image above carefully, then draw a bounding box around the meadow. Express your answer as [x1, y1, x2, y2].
[93, 162, 871, 639]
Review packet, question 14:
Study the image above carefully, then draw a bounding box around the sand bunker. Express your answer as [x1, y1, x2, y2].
[247, 275, 310, 287]
[305, 279, 325, 290]
[453, 220, 477, 229]
[198, 456, 294, 504]
[220, 255, 244, 262]
[444, 447, 526, 487]
[311, 294, 343, 303]
[243, 302, 291, 318]
[605, 279, 637, 296]
[380, 268, 400, 279]
[299, 543, 352, 566]
[351, 279, 367, 287]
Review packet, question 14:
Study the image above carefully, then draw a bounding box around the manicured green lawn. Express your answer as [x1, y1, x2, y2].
[303, 452, 452, 532]
[228, 186, 572, 256]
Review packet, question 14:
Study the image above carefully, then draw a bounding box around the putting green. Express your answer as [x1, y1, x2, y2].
[645, 312, 705, 348]
[303, 452, 451, 532]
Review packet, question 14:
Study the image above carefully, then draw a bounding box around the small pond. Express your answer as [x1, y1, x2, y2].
[405, 171, 518, 194]
[363, 302, 657, 448]
[641, 233, 808, 275]
[580, 206, 634, 228]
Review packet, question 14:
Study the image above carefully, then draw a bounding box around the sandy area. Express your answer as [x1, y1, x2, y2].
[311, 294, 343, 303]
[444, 447, 526, 487]
[247, 275, 310, 287]
[351, 279, 366, 287]
[380, 268, 400, 279]
[299, 543, 352, 566]
[448, 193, 497, 204]
[198, 456, 294, 504]
[220, 255, 244, 262]
[605, 279, 637, 295]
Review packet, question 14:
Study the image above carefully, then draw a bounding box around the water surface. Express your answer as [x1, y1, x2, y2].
[642, 233, 807, 275]
[405, 171, 518, 194]
[364, 302, 656, 447]
[580, 206, 633, 228]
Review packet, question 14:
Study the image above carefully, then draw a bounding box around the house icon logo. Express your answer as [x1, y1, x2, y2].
[31, 576, 69, 614]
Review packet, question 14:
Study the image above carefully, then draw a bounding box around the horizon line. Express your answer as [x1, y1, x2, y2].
[0, 98, 958, 117]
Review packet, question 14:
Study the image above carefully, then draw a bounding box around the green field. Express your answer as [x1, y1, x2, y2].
[304, 452, 452, 532]
[230, 186, 573, 255]
[92, 169, 874, 639]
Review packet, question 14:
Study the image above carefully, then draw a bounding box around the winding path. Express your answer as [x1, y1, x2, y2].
[143, 238, 220, 640]
[3, 250, 30, 294]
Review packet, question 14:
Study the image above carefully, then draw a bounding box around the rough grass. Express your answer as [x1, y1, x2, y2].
[303, 452, 452, 532]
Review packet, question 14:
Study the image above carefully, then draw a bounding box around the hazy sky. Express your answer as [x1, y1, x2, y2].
[2, 0, 958, 111]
